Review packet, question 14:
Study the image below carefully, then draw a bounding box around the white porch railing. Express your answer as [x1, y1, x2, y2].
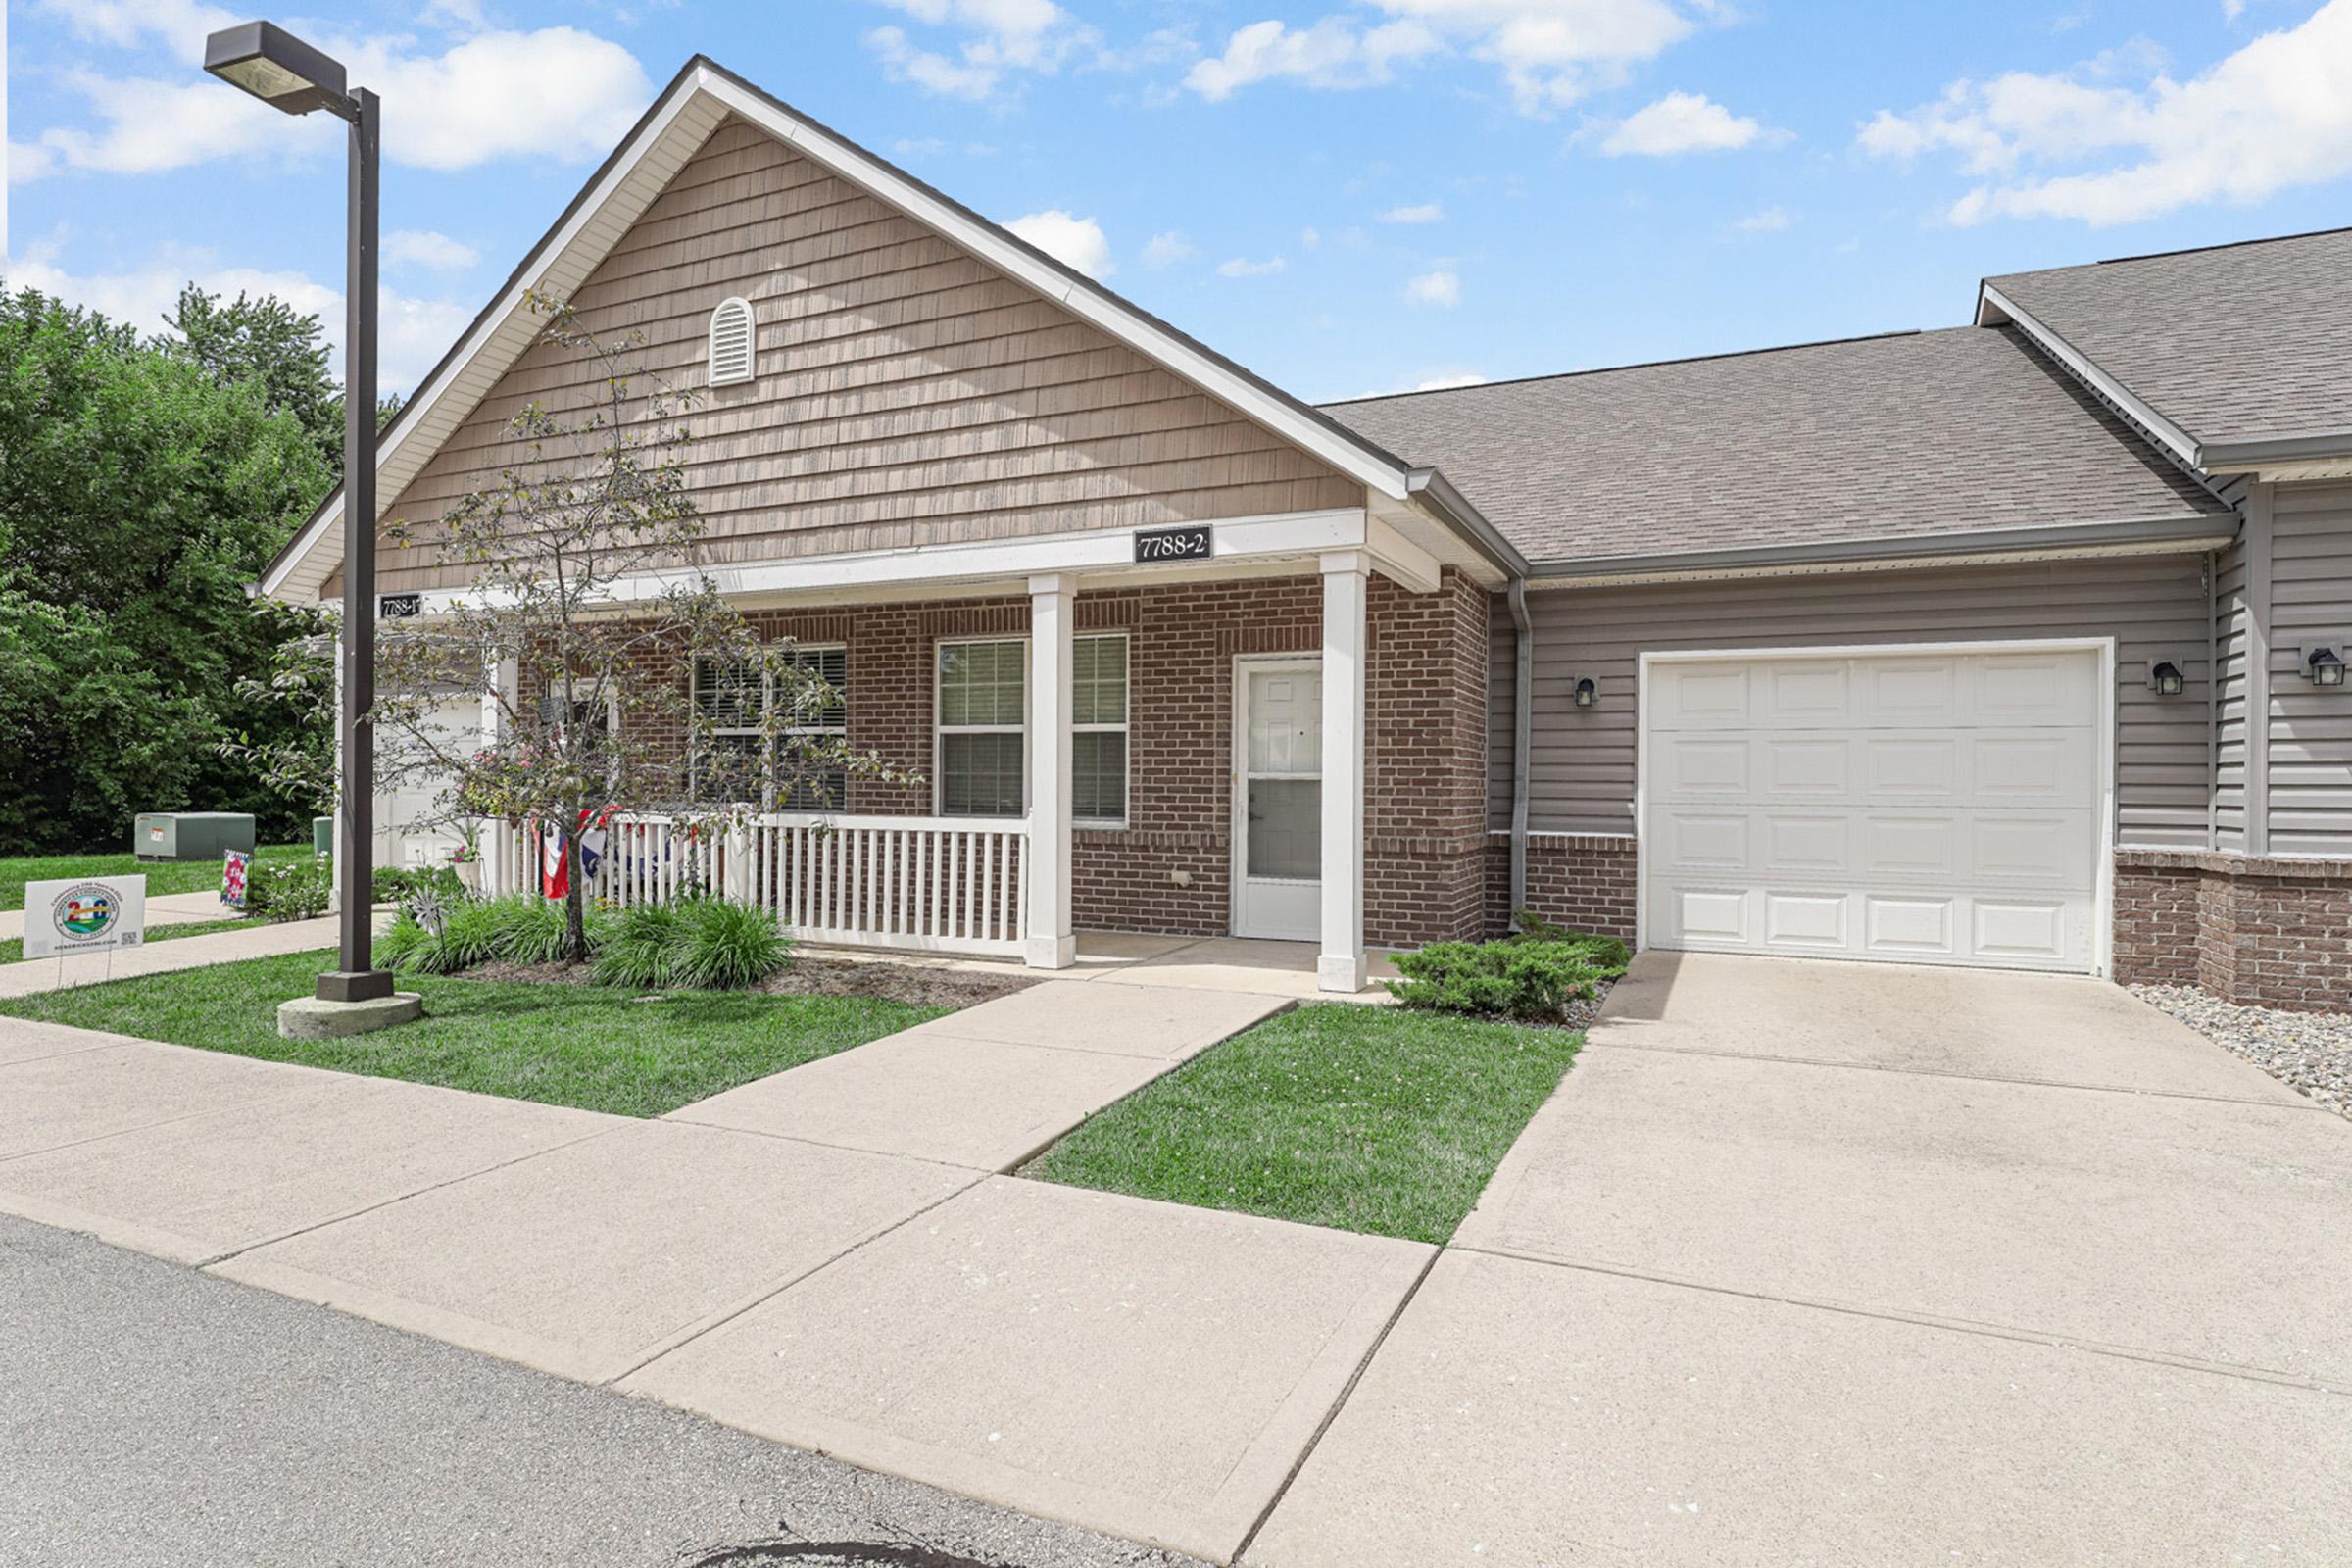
[484, 812, 1029, 959]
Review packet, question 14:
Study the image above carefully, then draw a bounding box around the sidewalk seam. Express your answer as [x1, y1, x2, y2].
[1588, 1036, 2330, 1113]
[1228, 1244, 1446, 1566]
[1446, 1242, 2349, 1397]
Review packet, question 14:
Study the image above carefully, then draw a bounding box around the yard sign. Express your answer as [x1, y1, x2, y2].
[23, 875, 147, 960]
[221, 849, 252, 911]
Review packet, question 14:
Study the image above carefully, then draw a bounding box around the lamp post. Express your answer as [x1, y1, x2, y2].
[206, 22, 390, 1005]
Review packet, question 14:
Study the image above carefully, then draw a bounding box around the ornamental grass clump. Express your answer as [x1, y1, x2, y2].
[667, 898, 792, 991]
[1385, 931, 1629, 1022]
[591, 902, 686, 990]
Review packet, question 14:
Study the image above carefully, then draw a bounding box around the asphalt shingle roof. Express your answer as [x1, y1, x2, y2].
[1320, 324, 2227, 566]
[1987, 227, 2352, 451]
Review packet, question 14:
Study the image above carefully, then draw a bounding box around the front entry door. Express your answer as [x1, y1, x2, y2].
[1233, 658, 1322, 941]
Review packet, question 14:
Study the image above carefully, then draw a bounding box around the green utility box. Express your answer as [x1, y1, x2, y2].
[133, 812, 257, 862]
[314, 816, 335, 856]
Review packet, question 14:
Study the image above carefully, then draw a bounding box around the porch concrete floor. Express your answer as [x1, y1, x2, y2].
[791, 931, 1404, 1002]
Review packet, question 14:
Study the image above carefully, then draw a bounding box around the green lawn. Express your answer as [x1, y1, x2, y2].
[0, 844, 312, 910]
[0, 916, 255, 967]
[1024, 1004, 1583, 1245]
[0, 948, 950, 1117]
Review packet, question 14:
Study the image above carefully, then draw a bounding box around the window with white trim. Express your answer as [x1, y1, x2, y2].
[1072, 632, 1128, 826]
[692, 646, 848, 808]
[708, 296, 755, 386]
[934, 635, 1128, 822]
[937, 639, 1026, 818]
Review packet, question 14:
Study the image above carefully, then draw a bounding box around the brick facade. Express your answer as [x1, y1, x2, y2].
[1484, 833, 1639, 941]
[696, 568, 1491, 947]
[2114, 849, 2352, 1012]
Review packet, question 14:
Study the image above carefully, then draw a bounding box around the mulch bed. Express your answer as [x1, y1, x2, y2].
[460, 954, 1036, 1010]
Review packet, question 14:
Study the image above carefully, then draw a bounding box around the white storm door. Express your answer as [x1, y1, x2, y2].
[1642, 647, 2104, 973]
[1233, 659, 1323, 941]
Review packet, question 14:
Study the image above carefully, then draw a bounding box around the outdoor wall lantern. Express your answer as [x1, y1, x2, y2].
[2148, 660, 2185, 697]
[205, 20, 391, 1008]
[2309, 647, 2346, 688]
[1573, 677, 1598, 708]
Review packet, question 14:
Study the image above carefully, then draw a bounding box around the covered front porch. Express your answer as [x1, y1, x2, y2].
[436, 510, 1495, 994]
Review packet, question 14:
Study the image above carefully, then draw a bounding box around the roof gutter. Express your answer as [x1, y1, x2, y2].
[1405, 466, 1531, 579]
[2197, 428, 2352, 472]
[1523, 512, 2238, 586]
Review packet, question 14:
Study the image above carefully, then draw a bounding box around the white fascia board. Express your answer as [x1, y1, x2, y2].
[262, 82, 717, 602]
[695, 70, 1414, 504]
[339, 509, 1409, 617]
[1977, 283, 2204, 472]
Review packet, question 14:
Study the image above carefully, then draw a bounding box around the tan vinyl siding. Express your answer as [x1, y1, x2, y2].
[359, 116, 1356, 595]
[2270, 481, 2352, 856]
[1489, 555, 2216, 846]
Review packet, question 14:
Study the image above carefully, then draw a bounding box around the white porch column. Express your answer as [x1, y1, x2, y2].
[1319, 550, 1369, 993]
[1025, 572, 1077, 969]
[477, 655, 515, 894]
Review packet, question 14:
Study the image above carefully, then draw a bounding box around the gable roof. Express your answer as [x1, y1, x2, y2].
[1981, 226, 2352, 474]
[1319, 324, 2230, 572]
[261, 56, 1480, 603]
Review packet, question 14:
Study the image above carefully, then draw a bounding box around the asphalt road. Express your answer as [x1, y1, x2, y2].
[0, 1214, 1204, 1568]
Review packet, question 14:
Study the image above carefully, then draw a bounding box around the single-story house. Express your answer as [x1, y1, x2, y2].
[261, 57, 2352, 1010]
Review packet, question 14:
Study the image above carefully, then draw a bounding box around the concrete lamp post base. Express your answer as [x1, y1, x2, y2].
[277, 992, 423, 1040]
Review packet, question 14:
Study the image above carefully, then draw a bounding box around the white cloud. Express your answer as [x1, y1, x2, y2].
[386, 230, 481, 272]
[1217, 255, 1288, 276]
[8, 252, 469, 392]
[1185, 17, 1440, 99]
[1346, 368, 1488, 397]
[32, 0, 236, 60]
[15, 26, 653, 179]
[1003, 210, 1114, 278]
[1301, 225, 1323, 249]
[863, 0, 1098, 100]
[1379, 201, 1446, 222]
[1188, 1, 1702, 113]
[1142, 229, 1198, 268]
[1858, 0, 2352, 225]
[1597, 90, 1770, 154]
[1404, 267, 1461, 306]
[1735, 204, 1790, 231]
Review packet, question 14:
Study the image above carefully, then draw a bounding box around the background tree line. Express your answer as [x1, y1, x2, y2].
[0, 280, 389, 852]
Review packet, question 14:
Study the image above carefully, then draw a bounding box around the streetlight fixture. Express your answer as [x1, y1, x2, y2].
[206, 21, 393, 1009]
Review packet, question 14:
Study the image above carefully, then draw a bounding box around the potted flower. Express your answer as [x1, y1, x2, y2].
[449, 822, 483, 891]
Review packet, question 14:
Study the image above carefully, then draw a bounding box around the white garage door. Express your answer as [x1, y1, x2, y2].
[1642, 647, 2105, 972]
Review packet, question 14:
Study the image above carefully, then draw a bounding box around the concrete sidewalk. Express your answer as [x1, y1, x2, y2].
[0, 967, 1426, 1562]
[1249, 953, 2352, 1566]
[0, 914, 344, 998]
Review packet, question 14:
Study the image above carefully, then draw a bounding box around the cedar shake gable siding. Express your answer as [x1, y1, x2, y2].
[347, 116, 1358, 598]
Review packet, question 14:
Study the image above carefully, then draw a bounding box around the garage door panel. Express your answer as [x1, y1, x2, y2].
[1644, 648, 2103, 974]
[1650, 663, 1753, 729]
[1761, 891, 1847, 950]
[1653, 737, 1750, 797]
[1762, 814, 1851, 875]
[1861, 894, 1957, 957]
[1857, 658, 1962, 726]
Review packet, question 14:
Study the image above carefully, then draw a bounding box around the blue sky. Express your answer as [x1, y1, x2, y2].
[8, 0, 2351, 403]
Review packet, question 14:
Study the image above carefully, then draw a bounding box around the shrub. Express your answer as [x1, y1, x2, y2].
[374, 864, 463, 905]
[1386, 938, 1610, 1021]
[666, 898, 792, 990]
[590, 902, 686, 991]
[245, 854, 332, 923]
[1509, 908, 1632, 974]
[380, 892, 606, 975]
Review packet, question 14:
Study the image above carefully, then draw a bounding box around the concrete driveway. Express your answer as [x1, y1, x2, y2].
[1251, 952, 2352, 1566]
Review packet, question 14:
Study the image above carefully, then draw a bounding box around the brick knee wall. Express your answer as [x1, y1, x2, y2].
[723, 569, 1494, 948]
[2114, 850, 2352, 1012]
[1484, 833, 1638, 941]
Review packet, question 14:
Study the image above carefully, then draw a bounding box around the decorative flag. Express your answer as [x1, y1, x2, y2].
[221, 850, 251, 911]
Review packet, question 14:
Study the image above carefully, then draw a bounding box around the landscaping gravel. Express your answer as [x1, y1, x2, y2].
[2130, 984, 2352, 1117]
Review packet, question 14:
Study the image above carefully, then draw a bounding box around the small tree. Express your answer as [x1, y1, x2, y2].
[361, 291, 907, 961]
